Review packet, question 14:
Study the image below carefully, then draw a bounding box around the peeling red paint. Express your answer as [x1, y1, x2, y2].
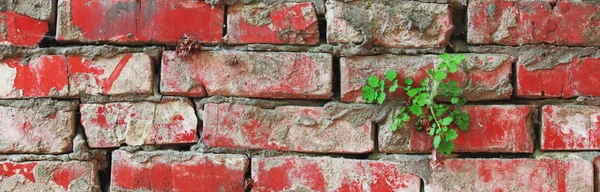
[542, 105, 600, 150]
[111, 150, 248, 192]
[160, 51, 332, 99]
[226, 3, 319, 45]
[1, 11, 49, 47]
[203, 103, 373, 154]
[59, 0, 224, 44]
[380, 105, 534, 153]
[427, 159, 593, 191]
[3, 56, 69, 98]
[252, 157, 421, 191]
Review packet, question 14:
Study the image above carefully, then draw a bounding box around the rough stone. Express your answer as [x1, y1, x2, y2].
[379, 105, 534, 153]
[340, 54, 513, 103]
[80, 97, 198, 148]
[0, 99, 78, 154]
[161, 51, 333, 99]
[202, 102, 375, 154]
[110, 150, 248, 191]
[0, 161, 100, 192]
[226, 2, 319, 45]
[252, 156, 421, 191]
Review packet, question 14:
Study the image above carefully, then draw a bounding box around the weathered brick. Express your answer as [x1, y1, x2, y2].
[0, 55, 69, 98]
[57, 0, 223, 44]
[554, 1, 600, 46]
[541, 105, 600, 150]
[0, 99, 77, 154]
[468, 0, 600, 46]
[252, 156, 421, 191]
[467, 0, 555, 45]
[68, 53, 154, 96]
[595, 158, 600, 192]
[517, 56, 600, 98]
[111, 150, 248, 192]
[340, 54, 512, 103]
[80, 98, 197, 148]
[161, 51, 332, 99]
[0, 1, 54, 47]
[326, 1, 452, 49]
[226, 2, 319, 45]
[0, 161, 100, 191]
[380, 105, 534, 153]
[202, 103, 374, 154]
[426, 159, 593, 191]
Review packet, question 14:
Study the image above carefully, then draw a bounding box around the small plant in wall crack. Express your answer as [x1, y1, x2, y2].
[362, 53, 470, 164]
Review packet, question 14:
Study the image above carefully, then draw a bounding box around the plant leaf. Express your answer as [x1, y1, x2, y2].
[433, 135, 441, 148]
[438, 141, 455, 155]
[377, 92, 386, 104]
[386, 70, 397, 81]
[405, 78, 413, 85]
[368, 76, 379, 87]
[389, 80, 399, 92]
[409, 105, 422, 116]
[441, 116, 453, 126]
[435, 70, 447, 81]
[440, 53, 451, 61]
[451, 97, 459, 104]
[445, 129, 458, 141]
[390, 120, 398, 132]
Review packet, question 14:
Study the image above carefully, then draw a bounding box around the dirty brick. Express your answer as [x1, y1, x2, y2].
[426, 159, 593, 191]
[517, 55, 600, 98]
[541, 105, 600, 150]
[57, 0, 224, 44]
[0, 53, 153, 99]
[110, 150, 248, 192]
[161, 51, 332, 99]
[467, 0, 554, 45]
[326, 1, 452, 49]
[252, 156, 421, 191]
[68, 53, 154, 96]
[226, 2, 319, 45]
[468, 0, 600, 46]
[0, 99, 77, 154]
[0, 0, 54, 47]
[340, 54, 512, 103]
[202, 103, 374, 154]
[0, 161, 100, 191]
[379, 105, 534, 153]
[80, 98, 197, 148]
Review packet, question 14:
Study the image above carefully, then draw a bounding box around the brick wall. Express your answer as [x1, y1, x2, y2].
[1, 0, 599, 191]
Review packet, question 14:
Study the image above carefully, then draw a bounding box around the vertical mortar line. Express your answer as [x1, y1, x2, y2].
[188, 97, 202, 151]
[332, 56, 341, 100]
[245, 155, 253, 192]
[420, 177, 426, 192]
[317, 13, 327, 44]
[222, 4, 228, 44]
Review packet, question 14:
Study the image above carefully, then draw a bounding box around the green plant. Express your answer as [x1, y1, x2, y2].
[362, 53, 470, 161]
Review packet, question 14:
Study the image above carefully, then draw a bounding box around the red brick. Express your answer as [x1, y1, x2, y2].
[541, 105, 600, 150]
[467, 0, 555, 45]
[0, 53, 153, 99]
[0, 55, 69, 98]
[226, 3, 319, 45]
[426, 159, 593, 191]
[110, 150, 248, 192]
[326, 1, 452, 49]
[252, 156, 421, 191]
[57, 0, 223, 44]
[340, 54, 512, 103]
[517, 57, 600, 98]
[161, 51, 332, 99]
[380, 105, 534, 153]
[0, 100, 77, 154]
[595, 158, 600, 192]
[0, 11, 49, 47]
[554, 1, 600, 46]
[80, 98, 197, 148]
[68, 53, 154, 96]
[202, 103, 374, 154]
[0, 161, 99, 191]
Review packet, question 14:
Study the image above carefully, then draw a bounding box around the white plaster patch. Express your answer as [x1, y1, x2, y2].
[559, 113, 590, 139]
[0, 63, 16, 96]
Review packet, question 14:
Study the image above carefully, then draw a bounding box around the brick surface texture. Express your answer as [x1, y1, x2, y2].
[0, 0, 598, 191]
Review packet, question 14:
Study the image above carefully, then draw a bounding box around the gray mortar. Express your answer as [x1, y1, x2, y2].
[195, 44, 444, 56]
[454, 43, 600, 71]
[205, 0, 326, 14]
[0, 45, 163, 63]
[369, 153, 433, 182]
